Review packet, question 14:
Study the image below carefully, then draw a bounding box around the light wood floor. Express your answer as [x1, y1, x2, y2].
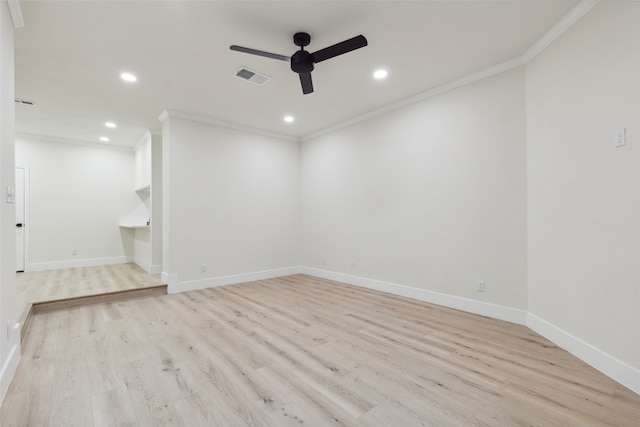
[16, 263, 163, 318]
[2, 274, 638, 426]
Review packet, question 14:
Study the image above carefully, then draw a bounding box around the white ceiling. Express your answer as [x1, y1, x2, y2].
[14, 0, 581, 147]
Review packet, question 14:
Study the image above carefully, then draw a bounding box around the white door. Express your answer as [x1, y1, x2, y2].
[15, 168, 25, 272]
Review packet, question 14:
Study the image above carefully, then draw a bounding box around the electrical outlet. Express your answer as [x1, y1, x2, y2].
[6, 186, 15, 204]
[201, 264, 207, 272]
[477, 280, 486, 292]
[71, 248, 77, 256]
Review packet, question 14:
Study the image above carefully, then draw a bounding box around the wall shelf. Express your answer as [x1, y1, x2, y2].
[119, 224, 149, 229]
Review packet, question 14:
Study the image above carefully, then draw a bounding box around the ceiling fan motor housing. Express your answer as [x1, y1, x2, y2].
[291, 50, 314, 74]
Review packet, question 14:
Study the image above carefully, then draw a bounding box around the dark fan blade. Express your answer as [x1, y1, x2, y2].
[299, 72, 314, 94]
[230, 45, 290, 62]
[311, 35, 368, 63]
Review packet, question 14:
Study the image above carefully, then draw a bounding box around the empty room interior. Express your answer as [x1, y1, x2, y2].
[0, 0, 639, 425]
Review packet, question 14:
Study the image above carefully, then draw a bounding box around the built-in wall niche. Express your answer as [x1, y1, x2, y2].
[120, 187, 150, 228]
[120, 132, 152, 228]
[119, 131, 162, 274]
[120, 132, 156, 273]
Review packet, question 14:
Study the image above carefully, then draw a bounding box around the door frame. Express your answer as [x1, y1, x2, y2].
[15, 166, 29, 272]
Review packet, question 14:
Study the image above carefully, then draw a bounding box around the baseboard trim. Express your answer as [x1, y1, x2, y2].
[301, 267, 639, 393]
[132, 259, 161, 275]
[27, 256, 134, 272]
[18, 303, 34, 344]
[0, 344, 20, 407]
[133, 257, 151, 273]
[161, 272, 178, 287]
[168, 267, 301, 294]
[300, 267, 528, 325]
[527, 313, 640, 395]
[68, 262, 634, 394]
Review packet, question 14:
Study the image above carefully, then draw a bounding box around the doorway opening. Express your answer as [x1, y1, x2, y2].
[15, 166, 26, 273]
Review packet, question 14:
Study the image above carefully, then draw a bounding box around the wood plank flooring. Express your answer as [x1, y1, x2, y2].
[2, 274, 638, 426]
[16, 263, 163, 319]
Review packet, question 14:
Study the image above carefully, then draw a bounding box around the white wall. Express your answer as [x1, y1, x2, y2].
[301, 67, 528, 313]
[150, 133, 163, 272]
[15, 137, 141, 269]
[134, 133, 151, 190]
[0, 0, 19, 404]
[527, 1, 640, 386]
[161, 114, 299, 289]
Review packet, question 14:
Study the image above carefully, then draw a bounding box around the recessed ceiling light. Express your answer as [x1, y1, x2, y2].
[373, 69, 388, 80]
[284, 115, 295, 123]
[99, 137, 110, 142]
[120, 72, 137, 83]
[105, 121, 117, 128]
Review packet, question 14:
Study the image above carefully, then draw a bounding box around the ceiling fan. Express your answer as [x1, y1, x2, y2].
[230, 32, 368, 95]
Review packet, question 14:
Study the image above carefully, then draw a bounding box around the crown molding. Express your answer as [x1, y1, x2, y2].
[132, 130, 152, 151]
[158, 110, 169, 123]
[8, 1, 600, 149]
[7, 0, 24, 29]
[154, 1, 600, 145]
[522, 0, 600, 63]
[302, 56, 525, 142]
[301, 0, 599, 142]
[15, 132, 134, 152]
[159, 110, 299, 142]
[154, 0, 600, 145]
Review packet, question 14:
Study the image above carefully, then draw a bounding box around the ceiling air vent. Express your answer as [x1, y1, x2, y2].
[15, 98, 36, 106]
[234, 67, 271, 86]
